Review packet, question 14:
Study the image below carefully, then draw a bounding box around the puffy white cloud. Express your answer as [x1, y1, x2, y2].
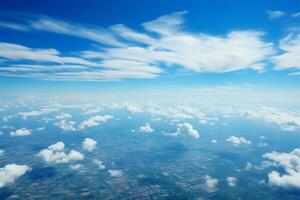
[0, 164, 30, 188]
[267, 10, 286, 19]
[226, 136, 251, 146]
[167, 122, 199, 138]
[263, 148, 300, 189]
[70, 164, 83, 171]
[203, 175, 218, 192]
[243, 107, 300, 131]
[82, 138, 97, 152]
[10, 128, 32, 137]
[79, 115, 113, 129]
[38, 142, 84, 164]
[211, 139, 218, 144]
[108, 170, 123, 177]
[227, 177, 237, 187]
[93, 159, 105, 170]
[55, 120, 76, 131]
[137, 123, 154, 133]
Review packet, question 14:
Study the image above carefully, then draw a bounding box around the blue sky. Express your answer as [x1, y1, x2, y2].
[0, 0, 300, 97]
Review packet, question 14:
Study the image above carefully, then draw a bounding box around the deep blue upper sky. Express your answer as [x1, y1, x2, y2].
[0, 0, 299, 95]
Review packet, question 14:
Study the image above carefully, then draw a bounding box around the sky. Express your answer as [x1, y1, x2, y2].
[0, 0, 300, 100]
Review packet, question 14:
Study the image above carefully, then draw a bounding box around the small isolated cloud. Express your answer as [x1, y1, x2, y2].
[267, 10, 286, 19]
[211, 139, 218, 144]
[0, 149, 4, 156]
[70, 164, 83, 171]
[167, 122, 199, 138]
[291, 12, 300, 18]
[55, 113, 72, 120]
[82, 138, 97, 152]
[203, 175, 218, 192]
[10, 128, 32, 137]
[108, 170, 123, 177]
[79, 115, 113, 129]
[93, 159, 106, 170]
[0, 164, 30, 188]
[137, 123, 154, 133]
[227, 177, 237, 187]
[263, 148, 300, 189]
[38, 142, 84, 164]
[226, 136, 251, 146]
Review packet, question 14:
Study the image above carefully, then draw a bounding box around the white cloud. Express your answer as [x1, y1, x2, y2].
[226, 136, 251, 146]
[108, 170, 123, 177]
[203, 175, 218, 192]
[0, 11, 276, 81]
[0, 164, 30, 188]
[227, 177, 237, 187]
[70, 164, 83, 171]
[93, 159, 106, 170]
[38, 142, 84, 164]
[273, 33, 300, 73]
[267, 10, 286, 19]
[0, 149, 4, 156]
[167, 122, 199, 138]
[211, 139, 218, 144]
[55, 120, 76, 131]
[243, 107, 300, 131]
[137, 123, 154, 133]
[79, 115, 113, 129]
[10, 128, 32, 137]
[263, 148, 300, 189]
[55, 113, 72, 120]
[82, 138, 97, 152]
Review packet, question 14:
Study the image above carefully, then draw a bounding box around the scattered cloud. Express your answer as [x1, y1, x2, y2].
[38, 142, 84, 164]
[227, 176, 237, 187]
[55, 120, 77, 131]
[137, 123, 154, 133]
[93, 159, 106, 170]
[0, 149, 4, 156]
[267, 10, 286, 19]
[0, 164, 30, 188]
[108, 170, 123, 177]
[10, 128, 32, 137]
[226, 136, 251, 146]
[79, 115, 113, 129]
[291, 12, 300, 18]
[82, 138, 97, 152]
[263, 148, 300, 189]
[203, 175, 218, 192]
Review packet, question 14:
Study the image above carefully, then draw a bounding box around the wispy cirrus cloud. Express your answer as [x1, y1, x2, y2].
[0, 11, 277, 81]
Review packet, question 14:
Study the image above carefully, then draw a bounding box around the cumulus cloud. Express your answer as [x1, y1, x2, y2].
[10, 128, 32, 137]
[38, 142, 84, 164]
[243, 107, 300, 131]
[94, 159, 106, 170]
[267, 10, 286, 19]
[226, 136, 251, 146]
[0, 11, 276, 81]
[55, 120, 76, 131]
[203, 175, 218, 192]
[108, 170, 123, 177]
[55, 113, 72, 120]
[137, 123, 154, 133]
[79, 115, 113, 129]
[82, 138, 97, 152]
[0, 164, 30, 188]
[167, 122, 199, 138]
[263, 148, 300, 189]
[227, 177, 237, 187]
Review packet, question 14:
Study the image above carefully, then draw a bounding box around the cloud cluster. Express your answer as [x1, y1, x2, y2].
[82, 138, 97, 152]
[226, 136, 251, 146]
[38, 142, 84, 164]
[263, 148, 300, 189]
[243, 107, 300, 131]
[10, 128, 32, 137]
[0, 164, 29, 188]
[94, 159, 106, 170]
[227, 176, 237, 187]
[0, 11, 277, 80]
[167, 122, 199, 138]
[203, 175, 218, 192]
